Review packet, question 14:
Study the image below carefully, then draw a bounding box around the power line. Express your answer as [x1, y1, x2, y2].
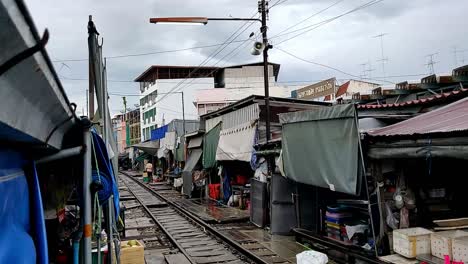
[51, 40, 250, 63]
[272, 0, 385, 46]
[156, 13, 260, 103]
[272, 0, 345, 38]
[62, 72, 428, 87]
[276, 46, 394, 84]
[269, 0, 290, 9]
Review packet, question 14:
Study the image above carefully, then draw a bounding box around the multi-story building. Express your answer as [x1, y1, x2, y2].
[134, 63, 292, 141]
[193, 62, 292, 116]
[111, 114, 125, 153]
[125, 108, 141, 145]
[135, 65, 218, 141]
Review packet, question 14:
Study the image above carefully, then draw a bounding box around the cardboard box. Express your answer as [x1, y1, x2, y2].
[393, 228, 433, 258]
[120, 240, 144, 264]
[431, 230, 468, 260]
[452, 236, 468, 263]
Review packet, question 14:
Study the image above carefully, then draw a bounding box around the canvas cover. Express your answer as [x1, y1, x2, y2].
[216, 121, 256, 162]
[279, 104, 361, 195]
[203, 123, 221, 168]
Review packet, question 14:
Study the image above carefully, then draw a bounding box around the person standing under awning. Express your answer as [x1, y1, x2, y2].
[145, 162, 153, 181]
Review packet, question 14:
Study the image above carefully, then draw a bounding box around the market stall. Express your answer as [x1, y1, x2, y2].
[279, 104, 380, 261]
[366, 97, 468, 262]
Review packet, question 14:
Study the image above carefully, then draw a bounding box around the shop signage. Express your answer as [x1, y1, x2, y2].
[295, 78, 336, 99]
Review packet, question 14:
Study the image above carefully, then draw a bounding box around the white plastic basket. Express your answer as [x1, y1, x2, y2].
[393, 227, 433, 258]
[452, 236, 468, 263]
[431, 230, 468, 260]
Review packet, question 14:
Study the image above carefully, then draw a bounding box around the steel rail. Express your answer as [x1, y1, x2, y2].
[122, 172, 269, 264]
[121, 176, 198, 264]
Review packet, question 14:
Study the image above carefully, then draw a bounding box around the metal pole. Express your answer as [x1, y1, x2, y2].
[181, 92, 186, 135]
[88, 16, 95, 120]
[36, 146, 83, 164]
[106, 198, 114, 264]
[82, 123, 92, 264]
[260, 0, 271, 142]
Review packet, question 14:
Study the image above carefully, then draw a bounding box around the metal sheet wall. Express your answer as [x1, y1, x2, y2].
[205, 103, 260, 131]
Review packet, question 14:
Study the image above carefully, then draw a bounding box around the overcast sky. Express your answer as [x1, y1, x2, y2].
[25, 0, 468, 118]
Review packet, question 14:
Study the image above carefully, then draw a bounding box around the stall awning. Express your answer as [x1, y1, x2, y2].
[216, 121, 256, 162]
[175, 137, 185, 162]
[183, 149, 202, 172]
[188, 136, 203, 149]
[135, 153, 150, 163]
[368, 97, 468, 137]
[203, 122, 221, 168]
[151, 125, 168, 140]
[279, 104, 361, 195]
[132, 140, 159, 156]
[0, 1, 77, 150]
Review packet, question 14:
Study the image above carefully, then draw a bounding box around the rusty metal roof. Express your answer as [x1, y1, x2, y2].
[368, 96, 468, 137]
[358, 88, 468, 109]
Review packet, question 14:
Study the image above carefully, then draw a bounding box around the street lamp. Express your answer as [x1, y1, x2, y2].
[149, 0, 272, 143]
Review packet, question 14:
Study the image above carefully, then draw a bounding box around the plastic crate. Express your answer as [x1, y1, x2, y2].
[452, 236, 468, 263]
[431, 230, 468, 260]
[393, 227, 433, 258]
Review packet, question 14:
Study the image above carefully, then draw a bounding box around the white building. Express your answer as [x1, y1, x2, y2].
[194, 62, 292, 116]
[135, 66, 217, 142]
[335, 79, 381, 101]
[135, 63, 295, 141]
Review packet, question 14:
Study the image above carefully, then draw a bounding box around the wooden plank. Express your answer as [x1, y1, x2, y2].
[169, 229, 200, 235]
[173, 232, 204, 238]
[192, 254, 239, 263]
[165, 253, 191, 264]
[239, 243, 265, 250]
[177, 237, 213, 243]
[182, 242, 222, 249]
[188, 250, 228, 257]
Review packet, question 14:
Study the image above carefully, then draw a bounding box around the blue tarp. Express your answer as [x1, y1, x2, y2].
[0, 149, 48, 264]
[91, 131, 120, 218]
[151, 125, 168, 140]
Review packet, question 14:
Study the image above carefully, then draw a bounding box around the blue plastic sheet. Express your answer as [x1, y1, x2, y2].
[91, 131, 120, 218]
[0, 150, 36, 263]
[151, 125, 168, 140]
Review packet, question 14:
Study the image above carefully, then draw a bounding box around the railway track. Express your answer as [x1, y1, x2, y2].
[120, 172, 259, 264]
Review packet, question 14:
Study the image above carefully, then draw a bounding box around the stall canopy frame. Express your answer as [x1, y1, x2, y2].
[279, 104, 362, 195]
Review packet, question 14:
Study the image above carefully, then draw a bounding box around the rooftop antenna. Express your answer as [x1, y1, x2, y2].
[364, 59, 376, 80]
[359, 63, 368, 80]
[373, 33, 389, 80]
[425, 52, 438, 75]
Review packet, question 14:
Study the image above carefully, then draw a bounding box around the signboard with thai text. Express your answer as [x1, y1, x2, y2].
[294, 78, 336, 99]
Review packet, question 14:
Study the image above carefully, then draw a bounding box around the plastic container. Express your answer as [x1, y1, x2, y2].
[393, 227, 433, 258]
[452, 236, 468, 263]
[121, 240, 145, 264]
[431, 230, 468, 260]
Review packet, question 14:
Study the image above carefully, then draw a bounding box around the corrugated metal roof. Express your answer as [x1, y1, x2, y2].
[358, 88, 468, 109]
[335, 81, 350, 97]
[368, 97, 468, 137]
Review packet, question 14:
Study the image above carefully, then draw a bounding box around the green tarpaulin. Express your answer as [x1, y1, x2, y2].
[279, 104, 361, 195]
[203, 122, 221, 168]
[126, 124, 130, 146]
[175, 138, 185, 162]
[135, 153, 149, 163]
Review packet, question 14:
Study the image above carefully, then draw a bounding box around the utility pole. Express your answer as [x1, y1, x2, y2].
[426, 53, 438, 75]
[181, 92, 186, 135]
[373, 33, 388, 81]
[122, 96, 127, 121]
[260, 0, 272, 141]
[86, 89, 89, 116]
